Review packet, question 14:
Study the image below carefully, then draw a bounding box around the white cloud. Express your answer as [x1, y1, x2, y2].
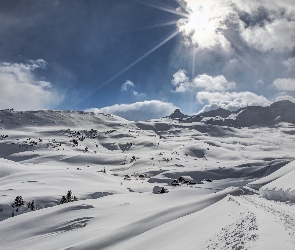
[235, 0, 295, 52]
[171, 69, 190, 86]
[273, 78, 295, 91]
[28, 59, 48, 69]
[282, 58, 295, 71]
[240, 19, 295, 52]
[121, 80, 135, 91]
[232, 0, 295, 18]
[132, 91, 146, 98]
[180, 0, 295, 53]
[121, 80, 146, 98]
[87, 100, 178, 121]
[193, 74, 235, 91]
[196, 91, 271, 113]
[172, 70, 235, 92]
[39, 81, 52, 88]
[0, 60, 63, 110]
[276, 95, 295, 103]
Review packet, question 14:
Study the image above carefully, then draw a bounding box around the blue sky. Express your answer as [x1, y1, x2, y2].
[0, 0, 295, 120]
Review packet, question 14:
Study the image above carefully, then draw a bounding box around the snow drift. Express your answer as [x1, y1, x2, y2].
[260, 170, 295, 202]
[248, 160, 295, 190]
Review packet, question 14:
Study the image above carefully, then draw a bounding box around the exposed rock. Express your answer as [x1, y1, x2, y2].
[168, 109, 188, 119]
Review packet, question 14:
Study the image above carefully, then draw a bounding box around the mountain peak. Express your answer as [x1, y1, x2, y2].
[169, 109, 187, 119]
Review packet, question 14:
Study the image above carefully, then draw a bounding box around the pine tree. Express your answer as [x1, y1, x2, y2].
[66, 190, 72, 202]
[60, 195, 67, 204]
[27, 200, 36, 211]
[60, 190, 78, 204]
[12, 196, 25, 210]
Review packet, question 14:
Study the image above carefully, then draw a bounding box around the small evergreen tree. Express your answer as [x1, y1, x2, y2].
[12, 196, 25, 212]
[27, 200, 36, 211]
[66, 190, 72, 202]
[60, 190, 78, 204]
[60, 195, 67, 204]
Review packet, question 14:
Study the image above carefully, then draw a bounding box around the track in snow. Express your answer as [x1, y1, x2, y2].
[204, 195, 295, 250]
[241, 195, 295, 244]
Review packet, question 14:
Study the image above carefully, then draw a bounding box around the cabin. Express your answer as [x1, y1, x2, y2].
[171, 179, 180, 186]
[178, 176, 186, 183]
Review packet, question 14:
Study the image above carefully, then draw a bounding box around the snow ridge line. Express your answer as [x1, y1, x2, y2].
[202, 195, 258, 250]
[241, 195, 295, 244]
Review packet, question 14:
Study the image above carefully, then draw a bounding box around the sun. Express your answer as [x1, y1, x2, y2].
[186, 5, 211, 33]
[177, 1, 231, 51]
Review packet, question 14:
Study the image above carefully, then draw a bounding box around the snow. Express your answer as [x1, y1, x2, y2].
[0, 102, 295, 249]
[184, 100, 295, 127]
[248, 160, 295, 190]
[260, 170, 295, 202]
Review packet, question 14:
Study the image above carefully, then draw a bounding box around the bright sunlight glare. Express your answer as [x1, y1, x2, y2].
[177, 0, 234, 51]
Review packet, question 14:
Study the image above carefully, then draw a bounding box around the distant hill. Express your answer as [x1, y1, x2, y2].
[1, 100, 295, 129]
[167, 109, 188, 119]
[170, 100, 295, 127]
[0, 109, 127, 129]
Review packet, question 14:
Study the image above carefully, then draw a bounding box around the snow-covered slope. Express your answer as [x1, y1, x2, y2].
[0, 103, 295, 249]
[182, 100, 295, 127]
[0, 109, 127, 129]
[248, 160, 295, 190]
[260, 170, 295, 202]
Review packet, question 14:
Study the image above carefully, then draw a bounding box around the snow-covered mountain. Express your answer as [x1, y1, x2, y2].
[180, 100, 295, 127]
[0, 101, 295, 249]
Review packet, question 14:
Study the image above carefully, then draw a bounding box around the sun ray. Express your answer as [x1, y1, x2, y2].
[188, 47, 197, 114]
[136, 1, 189, 18]
[191, 47, 196, 79]
[227, 38, 263, 79]
[125, 20, 179, 33]
[150, 20, 179, 28]
[233, 51, 262, 79]
[76, 30, 180, 106]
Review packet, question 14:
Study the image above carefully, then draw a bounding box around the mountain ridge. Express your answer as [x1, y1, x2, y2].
[1, 100, 295, 128]
[173, 100, 295, 127]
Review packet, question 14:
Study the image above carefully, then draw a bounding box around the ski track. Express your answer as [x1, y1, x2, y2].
[202, 196, 258, 250]
[203, 211, 258, 250]
[241, 195, 295, 244]
[203, 194, 295, 250]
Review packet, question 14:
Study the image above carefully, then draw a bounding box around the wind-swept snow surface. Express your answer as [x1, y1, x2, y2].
[248, 160, 295, 190]
[0, 103, 295, 249]
[260, 170, 295, 202]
